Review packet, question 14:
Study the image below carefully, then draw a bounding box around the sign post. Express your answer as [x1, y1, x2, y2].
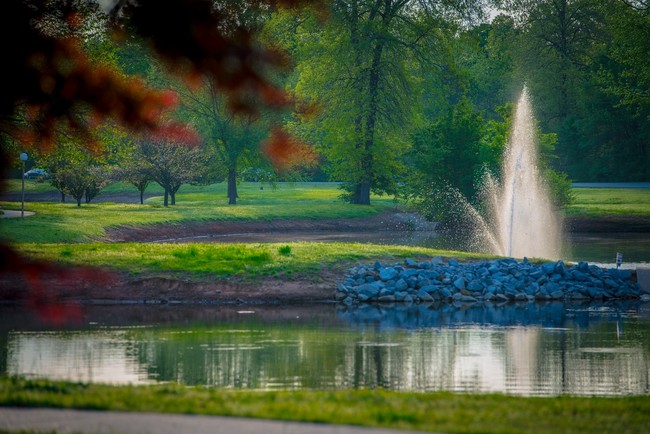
[19, 153, 28, 218]
[616, 252, 623, 269]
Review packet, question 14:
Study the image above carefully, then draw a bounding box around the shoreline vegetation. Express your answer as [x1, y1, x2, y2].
[1, 377, 649, 434]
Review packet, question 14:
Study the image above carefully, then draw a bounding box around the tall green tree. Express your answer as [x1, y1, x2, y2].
[282, 0, 484, 204]
[177, 80, 267, 205]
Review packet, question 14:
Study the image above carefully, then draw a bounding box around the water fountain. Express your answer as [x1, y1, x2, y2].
[486, 86, 562, 259]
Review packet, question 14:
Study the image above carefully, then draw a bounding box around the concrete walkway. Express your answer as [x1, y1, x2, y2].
[0, 209, 34, 218]
[0, 407, 431, 434]
[572, 182, 650, 188]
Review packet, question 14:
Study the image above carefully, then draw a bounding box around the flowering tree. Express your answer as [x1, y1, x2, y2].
[139, 135, 207, 207]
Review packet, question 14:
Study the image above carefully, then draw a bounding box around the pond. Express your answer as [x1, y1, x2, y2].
[2, 302, 649, 396]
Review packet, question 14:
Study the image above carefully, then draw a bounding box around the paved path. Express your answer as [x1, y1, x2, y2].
[0, 407, 431, 434]
[0, 209, 35, 218]
[572, 182, 650, 188]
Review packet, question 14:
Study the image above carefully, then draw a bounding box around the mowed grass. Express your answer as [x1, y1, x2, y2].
[18, 242, 486, 277]
[566, 188, 650, 217]
[2, 377, 649, 434]
[0, 182, 397, 243]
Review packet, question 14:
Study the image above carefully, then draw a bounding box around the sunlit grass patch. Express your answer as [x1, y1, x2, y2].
[18, 242, 489, 278]
[566, 188, 650, 216]
[0, 182, 395, 243]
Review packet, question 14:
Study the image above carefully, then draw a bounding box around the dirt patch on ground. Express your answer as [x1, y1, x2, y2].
[105, 210, 419, 243]
[0, 263, 352, 306]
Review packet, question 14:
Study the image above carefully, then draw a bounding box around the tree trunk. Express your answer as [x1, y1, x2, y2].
[353, 182, 371, 205]
[60, 191, 65, 203]
[227, 167, 238, 205]
[76, 197, 81, 207]
[353, 35, 384, 206]
[164, 189, 169, 207]
[139, 189, 144, 205]
[171, 191, 176, 206]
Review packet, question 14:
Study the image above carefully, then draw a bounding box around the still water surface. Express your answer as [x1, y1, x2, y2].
[2, 302, 649, 396]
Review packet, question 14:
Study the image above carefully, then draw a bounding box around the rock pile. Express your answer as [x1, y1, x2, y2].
[337, 257, 644, 305]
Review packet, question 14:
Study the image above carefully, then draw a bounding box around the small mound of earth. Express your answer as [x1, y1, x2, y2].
[105, 209, 422, 243]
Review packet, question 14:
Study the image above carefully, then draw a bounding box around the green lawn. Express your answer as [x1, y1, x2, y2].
[1, 377, 648, 434]
[18, 241, 485, 278]
[0, 182, 397, 243]
[3, 182, 649, 244]
[566, 188, 650, 217]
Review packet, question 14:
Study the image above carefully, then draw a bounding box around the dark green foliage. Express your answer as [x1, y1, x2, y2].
[278, 245, 292, 256]
[409, 98, 488, 201]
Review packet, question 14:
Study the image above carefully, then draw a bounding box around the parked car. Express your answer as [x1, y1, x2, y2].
[24, 168, 50, 179]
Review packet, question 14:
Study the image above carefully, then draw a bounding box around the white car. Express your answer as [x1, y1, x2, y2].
[24, 168, 50, 179]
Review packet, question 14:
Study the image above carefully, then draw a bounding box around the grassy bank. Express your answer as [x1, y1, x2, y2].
[1, 377, 649, 434]
[566, 188, 650, 217]
[2, 182, 650, 244]
[18, 242, 486, 277]
[0, 182, 395, 243]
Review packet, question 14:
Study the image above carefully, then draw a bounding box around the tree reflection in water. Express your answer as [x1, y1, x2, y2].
[1, 302, 649, 396]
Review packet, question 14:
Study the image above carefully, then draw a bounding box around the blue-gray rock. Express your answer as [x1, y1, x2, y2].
[440, 288, 453, 299]
[405, 258, 418, 267]
[604, 278, 618, 288]
[572, 271, 589, 282]
[420, 285, 438, 294]
[404, 269, 419, 278]
[455, 293, 478, 303]
[550, 273, 563, 282]
[379, 267, 399, 281]
[542, 262, 556, 275]
[515, 293, 528, 301]
[356, 282, 383, 299]
[339, 256, 641, 305]
[378, 295, 396, 302]
[394, 291, 409, 301]
[395, 278, 408, 291]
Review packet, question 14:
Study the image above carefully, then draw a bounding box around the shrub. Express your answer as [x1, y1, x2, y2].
[278, 245, 292, 256]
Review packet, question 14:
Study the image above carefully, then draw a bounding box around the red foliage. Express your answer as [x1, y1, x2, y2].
[262, 126, 317, 170]
[0, 244, 113, 325]
[0, 0, 321, 323]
